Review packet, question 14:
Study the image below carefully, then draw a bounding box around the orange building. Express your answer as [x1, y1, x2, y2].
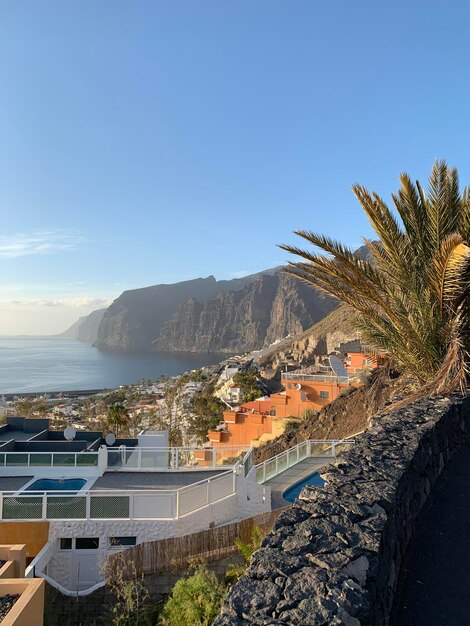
[344, 351, 377, 374]
[336, 340, 380, 375]
[208, 370, 351, 448]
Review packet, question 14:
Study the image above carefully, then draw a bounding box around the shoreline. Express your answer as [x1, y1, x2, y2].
[1, 388, 107, 400]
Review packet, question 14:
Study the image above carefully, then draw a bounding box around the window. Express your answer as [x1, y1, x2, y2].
[60, 538, 72, 550]
[75, 538, 99, 550]
[287, 383, 292, 389]
[319, 391, 329, 400]
[109, 537, 137, 548]
[364, 358, 373, 366]
[269, 408, 276, 416]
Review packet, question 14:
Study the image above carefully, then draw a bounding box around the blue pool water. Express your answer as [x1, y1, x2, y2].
[25, 478, 86, 493]
[283, 472, 325, 503]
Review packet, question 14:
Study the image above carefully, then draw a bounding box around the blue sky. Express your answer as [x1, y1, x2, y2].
[1, 0, 470, 333]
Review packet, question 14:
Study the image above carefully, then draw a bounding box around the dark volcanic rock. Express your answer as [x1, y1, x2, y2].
[0, 594, 19, 621]
[214, 394, 470, 626]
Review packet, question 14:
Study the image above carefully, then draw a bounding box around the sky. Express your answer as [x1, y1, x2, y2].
[1, 0, 470, 334]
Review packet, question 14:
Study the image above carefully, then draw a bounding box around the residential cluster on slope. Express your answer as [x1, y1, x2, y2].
[208, 341, 378, 450]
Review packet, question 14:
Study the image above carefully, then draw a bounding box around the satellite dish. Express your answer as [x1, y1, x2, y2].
[64, 426, 76, 441]
[329, 354, 348, 378]
[105, 432, 116, 446]
[295, 383, 301, 390]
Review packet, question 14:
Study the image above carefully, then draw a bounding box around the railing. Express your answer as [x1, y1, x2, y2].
[255, 439, 354, 484]
[106, 445, 250, 471]
[0, 469, 238, 521]
[281, 373, 349, 383]
[0, 449, 256, 521]
[0, 451, 98, 467]
[347, 366, 374, 374]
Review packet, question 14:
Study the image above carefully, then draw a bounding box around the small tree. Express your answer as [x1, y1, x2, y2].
[232, 369, 261, 402]
[107, 403, 130, 437]
[225, 525, 267, 583]
[103, 551, 150, 626]
[159, 564, 226, 626]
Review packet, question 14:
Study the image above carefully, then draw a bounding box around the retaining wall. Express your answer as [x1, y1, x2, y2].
[215, 394, 470, 625]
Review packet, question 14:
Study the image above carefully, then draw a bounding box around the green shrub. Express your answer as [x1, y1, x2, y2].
[159, 565, 226, 626]
[225, 525, 267, 583]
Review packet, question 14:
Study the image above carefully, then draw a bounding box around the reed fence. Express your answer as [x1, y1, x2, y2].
[109, 508, 288, 576]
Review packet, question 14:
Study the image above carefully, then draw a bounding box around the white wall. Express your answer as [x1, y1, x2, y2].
[138, 431, 169, 448]
[46, 468, 270, 592]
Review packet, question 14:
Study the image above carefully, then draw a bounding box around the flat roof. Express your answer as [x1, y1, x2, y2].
[0, 476, 32, 491]
[91, 470, 226, 491]
[0, 430, 35, 442]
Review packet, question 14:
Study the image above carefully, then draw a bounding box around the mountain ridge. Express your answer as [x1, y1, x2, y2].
[94, 268, 282, 352]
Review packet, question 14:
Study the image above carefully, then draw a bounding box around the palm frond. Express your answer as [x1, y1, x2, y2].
[280, 160, 470, 394]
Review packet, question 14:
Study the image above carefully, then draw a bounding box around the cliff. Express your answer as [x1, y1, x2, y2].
[56, 308, 106, 342]
[257, 304, 357, 368]
[153, 273, 338, 353]
[94, 270, 280, 352]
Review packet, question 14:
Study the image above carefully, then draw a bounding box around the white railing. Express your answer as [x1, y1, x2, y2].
[0, 473, 236, 521]
[282, 373, 349, 383]
[0, 451, 99, 467]
[106, 445, 250, 471]
[0, 451, 256, 522]
[255, 439, 354, 484]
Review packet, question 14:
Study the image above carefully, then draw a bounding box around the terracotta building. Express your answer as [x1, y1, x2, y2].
[208, 369, 351, 448]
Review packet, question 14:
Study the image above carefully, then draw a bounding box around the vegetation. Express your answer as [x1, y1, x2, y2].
[226, 525, 267, 583]
[281, 161, 470, 395]
[232, 368, 261, 402]
[159, 565, 226, 626]
[106, 402, 130, 436]
[11, 397, 49, 418]
[187, 384, 225, 443]
[103, 552, 152, 626]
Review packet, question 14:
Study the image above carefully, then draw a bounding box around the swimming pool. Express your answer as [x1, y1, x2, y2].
[283, 472, 325, 503]
[25, 478, 87, 493]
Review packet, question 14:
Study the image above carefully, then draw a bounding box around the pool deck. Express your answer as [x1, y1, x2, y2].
[0, 476, 32, 492]
[91, 470, 226, 491]
[264, 458, 330, 508]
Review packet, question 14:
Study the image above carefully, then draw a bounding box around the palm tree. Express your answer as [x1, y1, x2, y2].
[107, 403, 130, 437]
[280, 161, 470, 394]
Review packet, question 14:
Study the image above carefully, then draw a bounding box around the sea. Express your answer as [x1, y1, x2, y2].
[0, 336, 227, 394]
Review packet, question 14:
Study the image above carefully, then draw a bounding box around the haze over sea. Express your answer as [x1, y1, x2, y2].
[0, 337, 226, 394]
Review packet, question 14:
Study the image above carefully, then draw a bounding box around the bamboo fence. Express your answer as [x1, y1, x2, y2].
[109, 507, 288, 576]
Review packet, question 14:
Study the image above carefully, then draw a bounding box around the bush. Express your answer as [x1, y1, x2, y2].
[225, 525, 267, 583]
[159, 565, 226, 626]
[232, 368, 261, 402]
[103, 552, 150, 625]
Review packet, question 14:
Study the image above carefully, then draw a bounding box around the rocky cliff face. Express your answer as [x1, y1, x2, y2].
[257, 304, 357, 368]
[153, 273, 338, 353]
[56, 308, 106, 342]
[94, 270, 280, 352]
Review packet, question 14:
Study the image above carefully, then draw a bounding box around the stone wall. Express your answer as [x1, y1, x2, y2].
[215, 394, 470, 625]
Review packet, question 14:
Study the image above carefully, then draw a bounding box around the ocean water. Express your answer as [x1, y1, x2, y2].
[0, 337, 227, 393]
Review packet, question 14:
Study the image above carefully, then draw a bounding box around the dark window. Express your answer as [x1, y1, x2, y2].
[287, 383, 292, 389]
[269, 408, 276, 416]
[60, 538, 72, 550]
[75, 538, 99, 550]
[109, 537, 137, 548]
[319, 391, 329, 400]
